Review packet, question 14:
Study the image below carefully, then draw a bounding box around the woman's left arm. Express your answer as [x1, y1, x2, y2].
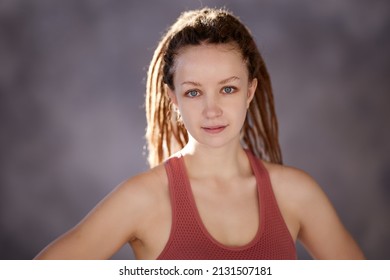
[291, 170, 365, 259]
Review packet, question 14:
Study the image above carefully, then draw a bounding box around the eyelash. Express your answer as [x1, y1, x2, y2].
[185, 90, 200, 98]
[222, 86, 236, 94]
[185, 86, 237, 98]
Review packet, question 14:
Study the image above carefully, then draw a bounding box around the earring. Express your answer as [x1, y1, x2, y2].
[173, 106, 184, 126]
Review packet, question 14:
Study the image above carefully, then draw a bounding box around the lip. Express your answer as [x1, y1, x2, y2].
[201, 125, 227, 134]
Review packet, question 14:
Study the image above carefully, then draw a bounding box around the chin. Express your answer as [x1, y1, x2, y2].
[193, 135, 240, 150]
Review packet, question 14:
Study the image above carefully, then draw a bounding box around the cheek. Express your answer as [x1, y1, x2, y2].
[235, 99, 249, 125]
[176, 103, 196, 125]
[238, 107, 248, 124]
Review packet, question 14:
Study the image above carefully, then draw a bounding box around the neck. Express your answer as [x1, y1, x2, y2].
[180, 138, 251, 180]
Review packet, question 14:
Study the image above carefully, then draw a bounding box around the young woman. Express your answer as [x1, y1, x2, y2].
[34, 8, 364, 260]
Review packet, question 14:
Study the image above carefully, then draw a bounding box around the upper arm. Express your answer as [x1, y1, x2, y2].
[291, 170, 365, 259]
[34, 173, 157, 260]
[267, 162, 365, 260]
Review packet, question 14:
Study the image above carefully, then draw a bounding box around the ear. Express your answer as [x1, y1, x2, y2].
[246, 78, 257, 108]
[167, 86, 178, 106]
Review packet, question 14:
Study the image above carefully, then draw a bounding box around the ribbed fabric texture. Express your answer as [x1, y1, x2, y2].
[157, 150, 296, 260]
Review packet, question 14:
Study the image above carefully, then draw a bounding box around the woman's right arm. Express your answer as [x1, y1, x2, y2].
[34, 172, 156, 260]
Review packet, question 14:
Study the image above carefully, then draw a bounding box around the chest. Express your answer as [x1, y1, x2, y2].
[189, 177, 260, 247]
[155, 168, 296, 259]
[133, 155, 298, 259]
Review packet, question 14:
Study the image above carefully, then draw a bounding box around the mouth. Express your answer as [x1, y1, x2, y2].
[201, 125, 228, 134]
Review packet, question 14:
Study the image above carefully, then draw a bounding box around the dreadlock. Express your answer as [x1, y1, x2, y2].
[145, 7, 282, 167]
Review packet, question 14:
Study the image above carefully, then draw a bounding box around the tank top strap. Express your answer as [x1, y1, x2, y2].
[164, 154, 195, 217]
[245, 150, 274, 209]
[245, 150, 296, 258]
[160, 155, 204, 259]
[159, 151, 296, 259]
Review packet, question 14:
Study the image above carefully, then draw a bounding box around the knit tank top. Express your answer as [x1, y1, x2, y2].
[157, 150, 296, 259]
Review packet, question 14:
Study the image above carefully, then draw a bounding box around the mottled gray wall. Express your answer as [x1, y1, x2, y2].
[1, 0, 389, 260]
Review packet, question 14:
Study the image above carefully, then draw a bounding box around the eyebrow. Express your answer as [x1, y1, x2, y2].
[181, 76, 240, 86]
[218, 76, 240, 85]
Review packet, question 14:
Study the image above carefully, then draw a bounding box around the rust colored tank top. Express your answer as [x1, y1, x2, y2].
[157, 150, 296, 259]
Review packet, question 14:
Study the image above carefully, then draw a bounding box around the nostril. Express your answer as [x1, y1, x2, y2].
[203, 106, 223, 119]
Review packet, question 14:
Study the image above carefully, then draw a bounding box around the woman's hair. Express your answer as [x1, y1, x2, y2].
[145, 7, 282, 167]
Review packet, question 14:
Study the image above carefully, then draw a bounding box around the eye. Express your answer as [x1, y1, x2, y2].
[186, 90, 200, 98]
[222, 86, 235, 94]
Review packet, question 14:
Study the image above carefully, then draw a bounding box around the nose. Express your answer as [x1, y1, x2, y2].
[202, 94, 223, 119]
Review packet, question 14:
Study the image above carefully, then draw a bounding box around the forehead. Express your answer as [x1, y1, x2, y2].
[173, 43, 248, 83]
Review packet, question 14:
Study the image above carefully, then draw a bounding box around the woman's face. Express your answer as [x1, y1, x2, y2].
[169, 43, 257, 150]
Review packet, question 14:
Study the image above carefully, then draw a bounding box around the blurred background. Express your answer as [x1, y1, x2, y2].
[1, 0, 389, 260]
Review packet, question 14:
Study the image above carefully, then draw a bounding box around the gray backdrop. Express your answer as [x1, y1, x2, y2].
[1, 0, 389, 260]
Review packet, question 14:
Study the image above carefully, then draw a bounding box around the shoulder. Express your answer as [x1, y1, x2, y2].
[114, 163, 169, 209]
[96, 163, 169, 242]
[33, 163, 170, 260]
[248, 155, 364, 259]
[86, 163, 169, 225]
[261, 160, 334, 237]
[122, 163, 168, 189]
[262, 160, 333, 217]
[261, 160, 323, 203]
[262, 160, 364, 259]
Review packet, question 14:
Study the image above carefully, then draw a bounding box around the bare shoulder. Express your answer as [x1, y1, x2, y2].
[261, 160, 364, 259]
[261, 160, 338, 231]
[34, 163, 169, 260]
[114, 163, 169, 211]
[260, 161, 322, 242]
[261, 160, 323, 204]
[119, 163, 168, 194]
